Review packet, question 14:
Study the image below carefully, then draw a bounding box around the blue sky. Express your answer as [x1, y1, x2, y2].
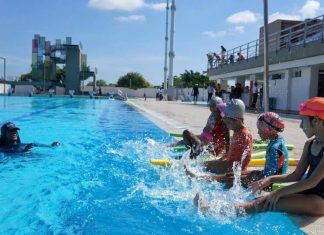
[0, 0, 323, 85]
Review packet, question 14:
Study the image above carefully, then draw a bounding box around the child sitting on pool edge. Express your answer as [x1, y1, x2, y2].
[185, 112, 289, 188]
[171, 96, 229, 158]
[0, 122, 60, 153]
[202, 99, 253, 174]
[196, 97, 324, 216]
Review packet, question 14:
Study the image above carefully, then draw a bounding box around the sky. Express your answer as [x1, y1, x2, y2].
[0, 0, 324, 86]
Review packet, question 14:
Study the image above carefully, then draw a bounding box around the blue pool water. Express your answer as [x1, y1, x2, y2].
[0, 96, 303, 234]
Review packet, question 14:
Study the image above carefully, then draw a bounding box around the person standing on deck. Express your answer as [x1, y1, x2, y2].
[191, 84, 199, 104]
[207, 83, 215, 102]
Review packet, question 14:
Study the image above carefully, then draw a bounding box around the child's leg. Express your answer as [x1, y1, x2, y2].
[220, 171, 262, 189]
[183, 130, 201, 147]
[204, 159, 232, 174]
[183, 130, 202, 158]
[194, 193, 209, 212]
[240, 171, 263, 188]
[240, 194, 324, 216]
[274, 194, 324, 216]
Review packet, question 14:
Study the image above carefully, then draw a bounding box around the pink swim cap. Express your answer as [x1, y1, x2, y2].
[257, 112, 285, 136]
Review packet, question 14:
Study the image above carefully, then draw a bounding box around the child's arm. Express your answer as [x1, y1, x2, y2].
[250, 140, 311, 193]
[260, 157, 324, 211]
[184, 165, 226, 182]
[224, 124, 230, 153]
[32, 141, 60, 148]
[274, 157, 323, 196]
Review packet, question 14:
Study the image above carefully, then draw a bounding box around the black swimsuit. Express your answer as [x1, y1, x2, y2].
[299, 140, 324, 199]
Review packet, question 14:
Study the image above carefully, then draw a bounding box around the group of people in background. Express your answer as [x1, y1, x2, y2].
[155, 88, 164, 101]
[207, 45, 246, 68]
[171, 95, 324, 216]
[252, 82, 264, 108]
[193, 81, 264, 110]
[196, 82, 244, 104]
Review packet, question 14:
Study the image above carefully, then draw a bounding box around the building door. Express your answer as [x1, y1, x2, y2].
[318, 71, 324, 97]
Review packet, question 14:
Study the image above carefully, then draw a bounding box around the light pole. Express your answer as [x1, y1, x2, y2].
[129, 78, 132, 89]
[0, 56, 6, 94]
[43, 68, 46, 92]
[263, 0, 269, 112]
[163, 0, 169, 93]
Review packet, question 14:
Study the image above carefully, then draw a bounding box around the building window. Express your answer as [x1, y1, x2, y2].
[271, 73, 285, 80]
[294, 70, 302, 77]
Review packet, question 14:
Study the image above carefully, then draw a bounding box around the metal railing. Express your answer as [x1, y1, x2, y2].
[207, 14, 324, 70]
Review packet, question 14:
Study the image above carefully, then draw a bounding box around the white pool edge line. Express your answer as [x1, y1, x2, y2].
[126, 100, 191, 132]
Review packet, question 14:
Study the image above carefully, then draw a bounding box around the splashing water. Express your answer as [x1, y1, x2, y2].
[0, 97, 303, 234]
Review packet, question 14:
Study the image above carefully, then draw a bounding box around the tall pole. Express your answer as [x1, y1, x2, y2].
[43, 68, 45, 92]
[0, 57, 6, 94]
[263, 0, 269, 112]
[168, 0, 176, 87]
[3, 58, 5, 95]
[163, 0, 169, 92]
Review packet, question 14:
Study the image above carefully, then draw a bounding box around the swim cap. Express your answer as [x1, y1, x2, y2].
[208, 96, 222, 107]
[257, 112, 285, 135]
[209, 96, 226, 116]
[224, 99, 245, 119]
[1, 122, 20, 136]
[299, 97, 324, 120]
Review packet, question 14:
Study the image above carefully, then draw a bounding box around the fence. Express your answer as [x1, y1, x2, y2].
[207, 15, 324, 70]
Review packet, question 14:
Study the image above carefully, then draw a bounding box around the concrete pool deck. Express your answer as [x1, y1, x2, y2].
[127, 98, 323, 235]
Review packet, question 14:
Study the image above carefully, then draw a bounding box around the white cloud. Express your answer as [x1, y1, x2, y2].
[88, 0, 144, 11]
[145, 3, 166, 11]
[114, 15, 146, 22]
[299, 0, 321, 18]
[226, 10, 259, 24]
[203, 27, 245, 38]
[269, 12, 301, 23]
[88, 0, 166, 11]
[268, 0, 322, 23]
[203, 31, 226, 38]
[233, 26, 245, 33]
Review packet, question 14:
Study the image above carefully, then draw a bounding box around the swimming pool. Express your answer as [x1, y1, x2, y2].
[0, 96, 303, 234]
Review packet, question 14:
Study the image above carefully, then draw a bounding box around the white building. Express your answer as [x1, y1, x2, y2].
[207, 15, 324, 111]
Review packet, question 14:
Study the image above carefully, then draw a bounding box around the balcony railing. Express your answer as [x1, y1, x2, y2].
[207, 14, 324, 70]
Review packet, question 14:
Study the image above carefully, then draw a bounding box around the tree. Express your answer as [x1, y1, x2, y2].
[96, 79, 107, 87]
[86, 79, 108, 86]
[56, 67, 65, 81]
[173, 75, 184, 88]
[174, 70, 209, 88]
[117, 72, 150, 89]
[19, 72, 32, 81]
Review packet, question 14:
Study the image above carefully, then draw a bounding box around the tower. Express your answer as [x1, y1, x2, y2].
[168, 0, 176, 87]
[163, 0, 169, 92]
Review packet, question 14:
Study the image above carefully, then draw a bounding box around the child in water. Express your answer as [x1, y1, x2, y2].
[185, 112, 289, 188]
[196, 97, 324, 216]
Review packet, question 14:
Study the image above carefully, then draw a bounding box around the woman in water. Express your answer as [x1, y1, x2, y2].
[0, 122, 59, 153]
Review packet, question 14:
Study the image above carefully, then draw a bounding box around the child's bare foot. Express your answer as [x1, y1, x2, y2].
[184, 165, 196, 178]
[194, 193, 209, 212]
